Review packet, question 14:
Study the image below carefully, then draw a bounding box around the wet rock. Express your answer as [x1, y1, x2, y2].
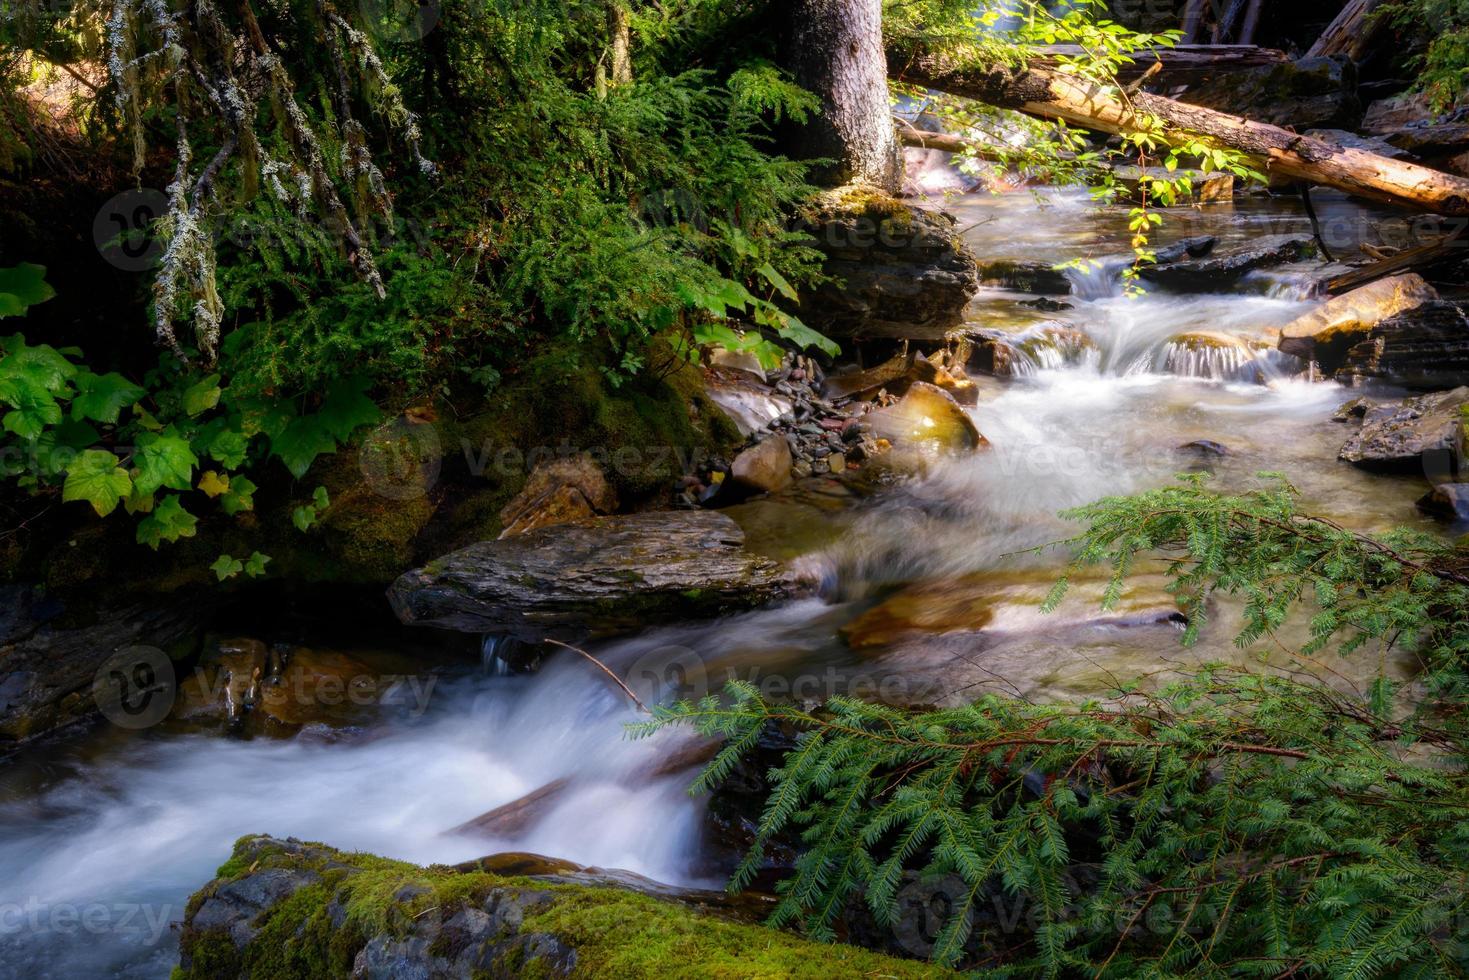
[498, 452, 618, 539]
[1361, 91, 1469, 169]
[730, 435, 794, 494]
[1339, 387, 1469, 474]
[822, 349, 976, 405]
[0, 589, 205, 743]
[1152, 235, 1218, 265]
[794, 184, 980, 339]
[1418, 484, 1469, 522]
[864, 382, 985, 454]
[1020, 297, 1073, 312]
[975, 259, 1072, 295]
[388, 511, 811, 640]
[1278, 274, 1440, 370]
[1182, 56, 1360, 131]
[1336, 300, 1469, 389]
[1139, 235, 1316, 292]
[180, 835, 926, 979]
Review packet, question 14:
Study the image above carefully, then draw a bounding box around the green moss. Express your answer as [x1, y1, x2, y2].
[178, 836, 947, 980]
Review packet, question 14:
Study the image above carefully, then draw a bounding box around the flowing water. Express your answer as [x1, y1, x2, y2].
[0, 189, 1454, 977]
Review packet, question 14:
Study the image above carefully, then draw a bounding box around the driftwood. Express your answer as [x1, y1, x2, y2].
[1326, 228, 1469, 294]
[1307, 0, 1390, 61]
[889, 51, 1469, 216]
[1033, 44, 1287, 85]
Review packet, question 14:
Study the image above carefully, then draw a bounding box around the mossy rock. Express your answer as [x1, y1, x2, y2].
[177, 835, 950, 979]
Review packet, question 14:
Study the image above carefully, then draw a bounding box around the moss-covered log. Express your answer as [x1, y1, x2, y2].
[176, 835, 948, 979]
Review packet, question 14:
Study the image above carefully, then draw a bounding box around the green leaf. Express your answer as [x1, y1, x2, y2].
[136, 494, 198, 549]
[292, 503, 318, 533]
[61, 449, 132, 517]
[271, 416, 336, 479]
[0, 264, 55, 318]
[220, 475, 257, 516]
[312, 485, 329, 510]
[71, 371, 145, 424]
[243, 551, 271, 577]
[195, 422, 250, 469]
[211, 554, 244, 581]
[757, 263, 799, 302]
[180, 373, 223, 417]
[316, 376, 380, 442]
[133, 428, 199, 495]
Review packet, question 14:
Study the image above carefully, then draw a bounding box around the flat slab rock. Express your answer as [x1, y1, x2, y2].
[388, 511, 809, 639]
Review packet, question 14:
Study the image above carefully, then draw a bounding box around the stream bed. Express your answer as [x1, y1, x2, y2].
[1, 188, 1457, 978]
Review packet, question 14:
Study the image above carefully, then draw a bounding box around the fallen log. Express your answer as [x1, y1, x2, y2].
[1033, 44, 1288, 85]
[888, 51, 1469, 216]
[1307, 0, 1390, 62]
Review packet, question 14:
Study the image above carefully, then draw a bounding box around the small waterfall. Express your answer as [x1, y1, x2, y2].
[1063, 256, 1131, 301]
[481, 634, 515, 676]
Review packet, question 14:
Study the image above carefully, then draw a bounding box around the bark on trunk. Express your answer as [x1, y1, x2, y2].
[608, 3, 632, 87]
[1307, 0, 1389, 61]
[783, 0, 901, 193]
[889, 52, 1469, 215]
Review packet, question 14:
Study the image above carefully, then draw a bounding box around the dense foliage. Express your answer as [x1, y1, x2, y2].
[641, 477, 1469, 974]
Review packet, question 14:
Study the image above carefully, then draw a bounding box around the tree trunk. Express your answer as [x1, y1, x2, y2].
[783, 0, 901, 193]
[1307, 0, 1389, 61]
[889, 52, 1469, 215]
[608, 3, 632, 87]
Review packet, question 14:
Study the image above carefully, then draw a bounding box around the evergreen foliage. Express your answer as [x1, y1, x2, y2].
[638, 476, 1469, 975]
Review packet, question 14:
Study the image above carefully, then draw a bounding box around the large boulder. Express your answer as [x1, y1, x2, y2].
[177, 835, 934, 980]
[1278, 274, 1440, 369]
[387, 511, 810, 639]
[1181, 56, 1361, 131]
[1139, 236, 1316, 292]
[1338, 387, 1469, 474]
[1336, 300, 1469, 389]
[795, 184, 980, 339]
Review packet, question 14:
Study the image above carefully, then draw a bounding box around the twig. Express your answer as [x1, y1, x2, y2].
[544, 639, 648, 713]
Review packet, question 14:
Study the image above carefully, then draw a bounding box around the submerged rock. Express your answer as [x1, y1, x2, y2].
[1278, 274, 1439, 371]
[1338, 387, 1469, 474]
[795, 184, 980, 339]
[176, 835, 934, 979]
[388, 511, 810, 639]
[1139, 236, 1316, 292]
[1419, 484, 1469, 522]
[1336, 301, 1469, 389]
[975, 259, 1073, 295]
